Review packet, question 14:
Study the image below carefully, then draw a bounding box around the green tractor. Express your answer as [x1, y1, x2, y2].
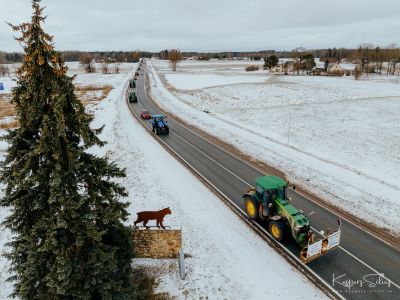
[128, 90, 137, 103]
[243, 176, 341, 263]
[129, 79, 136, 88]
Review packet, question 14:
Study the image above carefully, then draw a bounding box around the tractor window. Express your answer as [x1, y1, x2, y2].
[256, 185, 263, 194]
[256, 185, 263, 200]
[264, 191, 270, 204]
[276, 187, 285, 199]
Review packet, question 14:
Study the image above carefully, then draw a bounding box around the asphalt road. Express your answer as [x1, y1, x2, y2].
[128, 64, 400, 300]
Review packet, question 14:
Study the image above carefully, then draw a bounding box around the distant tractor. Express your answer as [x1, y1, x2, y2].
[151, 114, 169, 135]
[128, 90, 137, 103]
[243, 176, 341, 263]
[129, 79, 136, 88]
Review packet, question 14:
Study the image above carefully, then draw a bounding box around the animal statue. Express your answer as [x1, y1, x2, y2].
[134, 207, 171, 229]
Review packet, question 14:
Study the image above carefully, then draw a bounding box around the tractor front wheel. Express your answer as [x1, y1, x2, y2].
[269, 220, 285, 242]
[244, 197, 258, 220]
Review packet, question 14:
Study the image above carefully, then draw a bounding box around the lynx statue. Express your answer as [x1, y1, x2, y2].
[134, 207, 171, 229]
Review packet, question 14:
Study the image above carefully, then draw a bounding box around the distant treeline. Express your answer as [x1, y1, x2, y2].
[1, 44, 399, 68]
[0, 52, 24, 63]
[165, 46, 399, 63]
[62, 51, 153, 62]
[158, 48, 352, 60]
[0, 51, 153, 63]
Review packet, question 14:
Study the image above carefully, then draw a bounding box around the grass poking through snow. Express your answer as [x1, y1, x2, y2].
[0, 85, 113, 129]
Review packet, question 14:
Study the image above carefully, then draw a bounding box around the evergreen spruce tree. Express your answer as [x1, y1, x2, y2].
[0, 1, 134, 298]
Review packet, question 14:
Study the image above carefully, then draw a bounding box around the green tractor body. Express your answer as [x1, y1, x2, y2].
[243, 176, 310, 247]
[128, 90, 137, 103]
[243, 175, 341, 263]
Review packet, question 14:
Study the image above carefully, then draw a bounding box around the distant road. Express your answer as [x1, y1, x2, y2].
[127, 64, 400, 300]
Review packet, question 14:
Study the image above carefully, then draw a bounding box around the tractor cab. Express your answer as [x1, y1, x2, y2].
[151, 114, 169, 135]
[255, 176, 287, 216]
[153, 114, 165, 123]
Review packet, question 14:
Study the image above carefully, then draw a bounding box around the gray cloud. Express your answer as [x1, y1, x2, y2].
[1, 0, 399, 52]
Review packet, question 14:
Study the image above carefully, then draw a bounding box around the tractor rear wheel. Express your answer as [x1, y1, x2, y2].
[269, 219, 285, 242]
[244, 197, 258, 220]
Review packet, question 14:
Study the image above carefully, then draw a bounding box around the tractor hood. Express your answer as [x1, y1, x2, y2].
[275, 197, 309, 227]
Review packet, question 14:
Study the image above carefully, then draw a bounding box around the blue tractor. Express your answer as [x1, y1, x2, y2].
[151, 114, 169, 135]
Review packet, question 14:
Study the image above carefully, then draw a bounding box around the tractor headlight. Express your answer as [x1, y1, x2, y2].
[294, 224, 301, 233]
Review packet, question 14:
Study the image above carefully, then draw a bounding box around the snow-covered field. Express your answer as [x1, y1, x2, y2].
[0, 76, 15, 94]
[0, 62, 325, 299]
[0, 62, 132, 93]
[148, 59, 400, 236]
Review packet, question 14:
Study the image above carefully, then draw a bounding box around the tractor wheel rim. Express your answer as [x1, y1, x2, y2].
[271, 224, 280, 238]
[246, 201, 255, 217]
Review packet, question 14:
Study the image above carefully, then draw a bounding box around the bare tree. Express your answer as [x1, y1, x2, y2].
[371, 47, 384, 74]
[291, 47, 316, 75]
[113, 62, 120, 74]
[79, 53, 96, 73]
[99, 56, 112, 74]
[291, 47, 306, 75]
[354, 66, 362, 80]
[168, 49, 182, 71]
[352, 43, 374, 75]
[0, 52, 6, 64]
[114, 53, 125, 74]
[0, 52, 9, 76]
[386, 44, 400, 75]
[0, 65, 10, 76]
[130, 51, 140, 62]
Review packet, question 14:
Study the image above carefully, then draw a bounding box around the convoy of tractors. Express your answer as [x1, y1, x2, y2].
[128, 60, 169, 136]
[129, 59, 340, 264]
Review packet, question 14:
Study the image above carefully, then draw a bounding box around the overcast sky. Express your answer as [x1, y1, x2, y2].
[1, 0, 399, 52]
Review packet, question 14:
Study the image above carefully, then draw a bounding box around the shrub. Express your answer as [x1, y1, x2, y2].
[354, 66, 362, 80]
[0, 64, 10, 76]
[245, 65, 259, 72]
